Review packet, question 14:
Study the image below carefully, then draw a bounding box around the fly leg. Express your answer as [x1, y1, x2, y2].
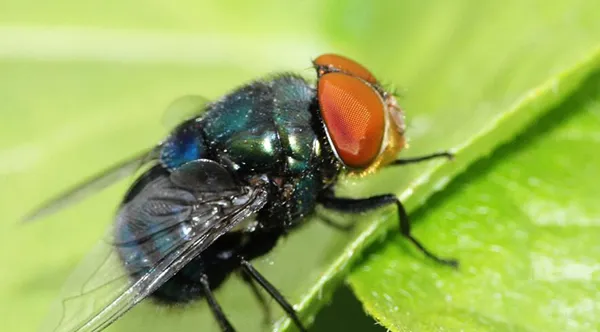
[318, 150, 453, 231]
[240, 259, 306, 332]
[239, 270, 272, 326]
[200, 274, 236, 332]
[316, 188, 359, 232]
[388, 151, 453, 166]
[318, 192, 458, 268]
[316, 212, 355, 231]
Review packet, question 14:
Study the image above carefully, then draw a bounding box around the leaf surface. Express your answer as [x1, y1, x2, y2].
[0, 1, 599, 332]
[349, 71, 600, 332]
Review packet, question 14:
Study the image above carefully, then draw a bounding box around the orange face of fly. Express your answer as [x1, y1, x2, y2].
[315, 53, 406, 175]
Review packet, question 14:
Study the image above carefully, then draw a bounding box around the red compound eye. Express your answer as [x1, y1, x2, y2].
[314, 53, 377, 84]
[318, 72, 385, 169]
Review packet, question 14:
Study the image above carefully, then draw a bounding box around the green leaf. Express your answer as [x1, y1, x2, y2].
[1, 1, 599, 332]
[348, 71, 600, 332]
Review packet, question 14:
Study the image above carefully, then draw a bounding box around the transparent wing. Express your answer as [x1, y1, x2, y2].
[23, 148, 159, 223]
[161, 95, 209, 130]
[41, 160, 268, 332]
[25, 95, 210, 224]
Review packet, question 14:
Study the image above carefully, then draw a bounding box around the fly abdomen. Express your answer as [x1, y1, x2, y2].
[114, 165, 197, 276]
[116, 222, 194, 276]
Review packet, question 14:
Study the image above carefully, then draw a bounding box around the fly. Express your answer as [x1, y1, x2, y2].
[29, 54, 456, 332]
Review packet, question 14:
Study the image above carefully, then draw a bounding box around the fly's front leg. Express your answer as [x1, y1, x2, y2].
[389, 151, 453, 166]
[317, 191, 458, 268]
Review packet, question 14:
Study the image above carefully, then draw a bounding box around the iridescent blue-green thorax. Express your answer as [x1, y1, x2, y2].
[160, 74, 338, 229]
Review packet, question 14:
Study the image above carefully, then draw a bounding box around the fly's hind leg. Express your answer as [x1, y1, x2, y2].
[200, 274, 236, 332]
[239, 270, 272, 326]
[240, 259, 306, 332]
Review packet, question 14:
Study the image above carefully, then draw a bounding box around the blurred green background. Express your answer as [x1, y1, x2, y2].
[1, 1, 599, 332]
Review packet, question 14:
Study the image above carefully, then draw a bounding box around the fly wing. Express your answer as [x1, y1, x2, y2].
[22, 95, 209, 222]
[24, 95, 210, 224]
[41, 160, 268, 332]
[23, 148, 159, 223]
